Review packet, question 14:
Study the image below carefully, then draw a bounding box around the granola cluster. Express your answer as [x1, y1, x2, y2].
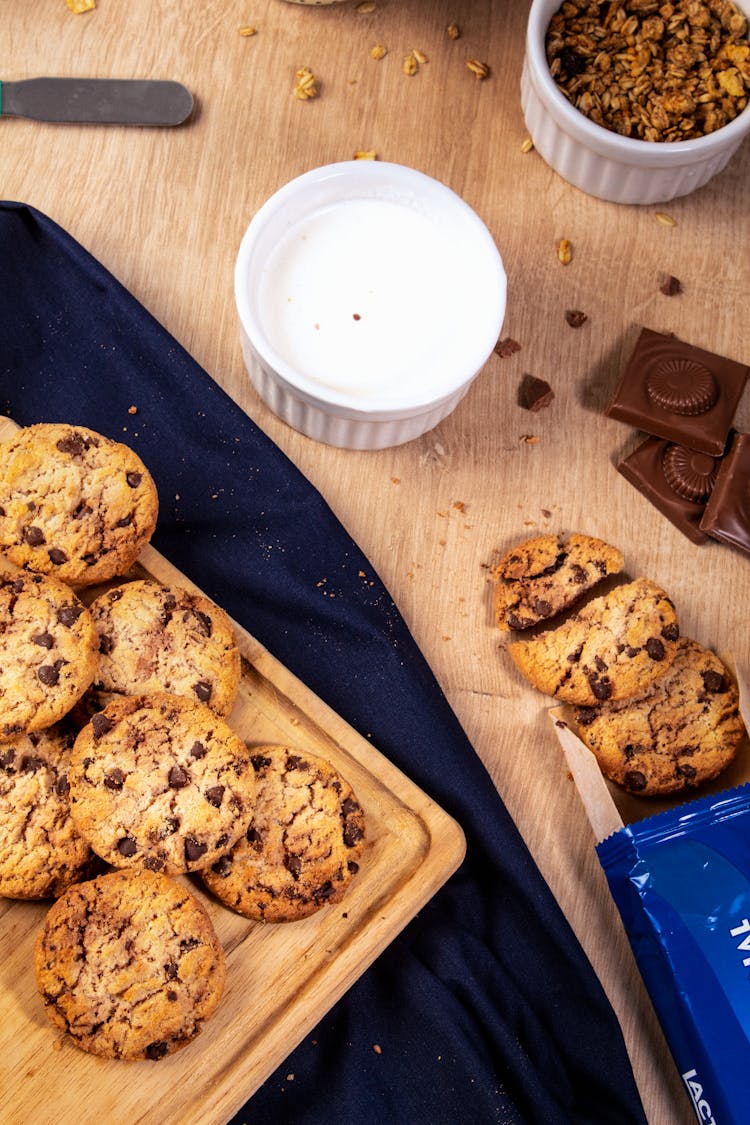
[546, 0, 750, 141]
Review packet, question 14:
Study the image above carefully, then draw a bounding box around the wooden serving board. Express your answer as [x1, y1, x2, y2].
[0, 418, 466, 1125]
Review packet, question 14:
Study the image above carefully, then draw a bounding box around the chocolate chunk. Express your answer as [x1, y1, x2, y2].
[143, 855, 165, 872]
[645, 637, 666, 660]
[659, 274, 683, 296]
[205, 785, 224, 807]
[211, 855, 232, 878]
[99, 634, 113, 655]
[115, 514, 133, 528]
[165, 960, 179, 980]
[58, 605, 84, 627]
[56, 433, 87, 457]
[184, 837, 207, 863]
[193, 681, 212, 703]
[624, 770, 647, 792]
[285, 854, 302, 879]
[519, 374, 555, 412]
[56, 774, 70, 796]
[617, 437, 720, 544]
[104, 768, 125, 790]
[343, 820, 364, 847]
[31, 632, 54, 648]
[24, 525, 45, 547]
[21, 755, 44, 772]
[117, 837, 138, 857]
[145, 1041, 168, 1061]
[189, 741, 206, 759]
[48, 547, 68, 565]
[246, 826, 263, 847]
[168, 764, 190, 789]
[91, 713, 115, 739]
[699, 431, 750, 557]
[702, 668, 726, 693]
[126, 471, 142, 488]
[37, 664, 60, 686]
[607, 328, 748, 456]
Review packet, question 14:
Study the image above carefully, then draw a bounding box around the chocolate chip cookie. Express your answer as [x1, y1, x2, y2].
[492, 532, 624, 631]
[0, 571, 98, 736]
[69, 693, 256, 876]
[34, 868, 225, 1060]
[572, 638, 745, 796]
[0, 422, 158, 586]
[0, 722, 98, 899]
[508, 577, 680, 705]
[201, 744, 365, 923]
[87, 580, 241, 716]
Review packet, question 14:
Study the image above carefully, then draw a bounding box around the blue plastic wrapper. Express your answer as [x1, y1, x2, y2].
[597, 784, 750, 1125]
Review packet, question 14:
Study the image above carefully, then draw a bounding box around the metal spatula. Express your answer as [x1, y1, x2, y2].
[0, 78, 194, 126]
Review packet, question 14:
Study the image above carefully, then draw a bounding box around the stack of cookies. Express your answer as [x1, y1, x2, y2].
[0, 422, 366, 1063]
[493, 532, 746, 798]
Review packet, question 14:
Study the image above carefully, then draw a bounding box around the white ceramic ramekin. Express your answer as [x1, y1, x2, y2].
[521, 0, 750, 204]
[234, 161, 507, 450]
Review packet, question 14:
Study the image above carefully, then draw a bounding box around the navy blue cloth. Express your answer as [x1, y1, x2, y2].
[0, 202, 647, 1124]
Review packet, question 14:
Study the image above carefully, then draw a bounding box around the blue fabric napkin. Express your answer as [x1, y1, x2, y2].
[0, 201, 647, 1124]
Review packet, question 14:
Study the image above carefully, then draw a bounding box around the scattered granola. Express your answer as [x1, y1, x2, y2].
[403, 53, 419, 76]
[65, 0, 95, 11]
[557, 237, 573, 265]
[494, 336, 522, 358]
[354, 150, 377, 159]
[238, 26, 257, 37]
[293, 67, 318, 100]
[655, 211, 677, 225]
[659, 273, 684, 295]
[447, 22, 461, 40]
[546, 0, 750, 142]
[565, 308, 588, 327]
[467, 58, 491, 79]
[357, 1, 377, 11]
[370, 44, 387, 60]
[521, 136, 535, 152]
[412, 48, 429, 64]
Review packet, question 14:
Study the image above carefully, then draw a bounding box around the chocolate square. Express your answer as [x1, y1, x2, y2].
[617, 436, 723, 545]
[699, 431, 750, 557]
[607, 328, 749, 456]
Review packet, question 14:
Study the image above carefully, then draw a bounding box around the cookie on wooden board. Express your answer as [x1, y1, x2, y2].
[492, 532, 624, 631]
[0, 422, 158, 586]
[572, 637, 745, 796]
[0, 722, 99, 899]
[87, 579, 241, 717]
[0, 571, 98, 736]
[508, 577, 680, 705]
[34, 868, 225, 1060]
[201, 744, 365, 922]
[69, 693, 256, 876]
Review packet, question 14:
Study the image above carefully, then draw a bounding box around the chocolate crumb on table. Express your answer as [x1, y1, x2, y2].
[519, 374, 555, 412]
[494, 336, 521, 358]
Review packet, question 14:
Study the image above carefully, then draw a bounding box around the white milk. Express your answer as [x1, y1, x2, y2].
[256, 197, 499, 402]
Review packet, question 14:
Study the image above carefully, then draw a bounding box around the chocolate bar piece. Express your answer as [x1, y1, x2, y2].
[617, 436, 722, 545]
[607, 328, 749, 456]
[519, 375, 554, 412]
[699, 431, 750, 557]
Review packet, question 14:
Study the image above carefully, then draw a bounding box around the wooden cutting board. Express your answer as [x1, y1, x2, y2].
[0, 416, 466, 1125]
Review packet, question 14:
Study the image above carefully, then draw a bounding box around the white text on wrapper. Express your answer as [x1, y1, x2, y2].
[682, 1069, 716, 1124]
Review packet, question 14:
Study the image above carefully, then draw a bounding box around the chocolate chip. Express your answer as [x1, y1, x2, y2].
[31, 632, 54, 649]
[624, 770, 647, 792]
[205, 785, 224, 808]
[0, 749, 16, 771]
[184, 837, 207, 863]
[168, 764, 190, 789]
[285, 854, 302, 879]
[190, 610, 213, 637]
[702, 669, 726, 693]
[193, 681, 212, 703]
[104, 768, 125, 790]
[126, 472, 142, 488]
[165, 960, 179, 980]
[117, 837, 138, 857]
[189, 741, 206, 759]
[314, 880, 335, 902]
[211, 855, 232, 878]
[73, 502, 93, 520]
[37, 664, 60, 686]
[21, 755, 44, 772]
[56, 434, 87, 457]
[246, 826, 263, 847]
[286, 754, 307, 771]
[645, 637, 666, 660]
[115, 514, 133, 528]
[251, 754, 271, 771]
[347, 860, 360, 874]
[676, 763, 697, 781]
[167, 991, 178, 1003]
[99, 634, 113, 655]
[575, 707, 598, 726]
[58, 605, 84, 627]
[343, 821, 364, 847]
[144, 855, 165, 872]
[162, 816, 180, 837]
[589, 675, 612, 701]
[145, 1041, 168, 1061]
[91, 713, 115, 739]
[180, 937, 200, 952]
[532, 598, 552, 617]
[55, 774, 70, 796]
[48, 548, 68, 565]
[24, 525, 45, 547]
[662, 622, 679, 642]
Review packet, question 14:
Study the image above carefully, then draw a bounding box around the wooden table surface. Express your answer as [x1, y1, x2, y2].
[3, 2, 749, 1122]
